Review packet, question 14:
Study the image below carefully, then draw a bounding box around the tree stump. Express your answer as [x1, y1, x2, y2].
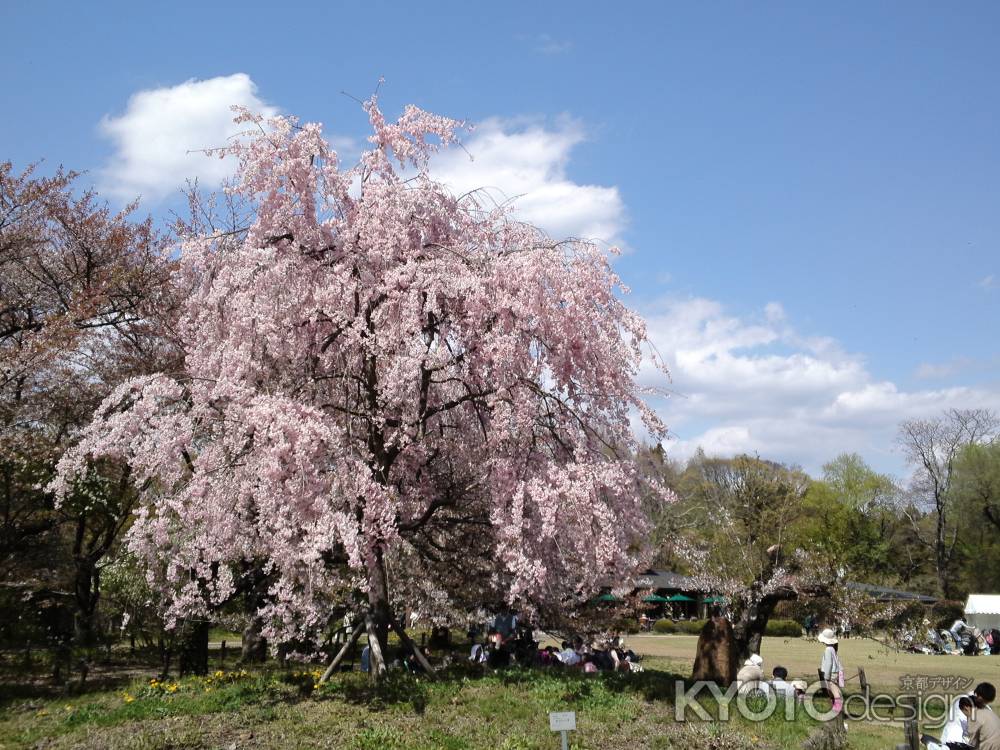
[691, 616, 737, 686]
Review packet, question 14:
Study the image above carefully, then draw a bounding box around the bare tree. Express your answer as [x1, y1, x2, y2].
[897, 408, 998, 599]
[677, 454, 824, 660]
[0, 161, 175, 664]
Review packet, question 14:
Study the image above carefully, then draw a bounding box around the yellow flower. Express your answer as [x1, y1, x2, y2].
[64, 705, 72, 711]
[214, 670, 224, 678]
[166, 683, 178, 693]
[123, 694, 135, 704]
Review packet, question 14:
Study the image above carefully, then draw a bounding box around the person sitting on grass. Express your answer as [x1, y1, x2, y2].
[925, 682, 997, 750]
[537, 645, 560, 666]
[922, 695, 975, 750]
[952, 683, 997, 720]
[468, 639, 488, 663]
[968, 698, 1000, 750]
[736, 654, 768, 696]
[769, 666, 795, 698]
[791, 679, 809, 702]
[557, 640, 581, 666]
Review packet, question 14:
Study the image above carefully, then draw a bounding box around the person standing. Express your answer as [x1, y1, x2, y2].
[818, 628, 843, 714]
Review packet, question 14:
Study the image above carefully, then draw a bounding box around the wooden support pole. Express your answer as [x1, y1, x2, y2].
[319, 622, 364, 684]
[392, 617, 436, 677]
[365, 615, 387, 681]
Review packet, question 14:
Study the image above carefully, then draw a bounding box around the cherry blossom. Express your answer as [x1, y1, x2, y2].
[52, 96, 669, 662]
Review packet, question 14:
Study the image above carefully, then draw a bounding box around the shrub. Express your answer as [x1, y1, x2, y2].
[611, 616, 640, 634]
[653, 619, 676, 633]
[764, 619, 803, 638]
[676, 619, 708, 635]
[931, 600, 964, 630]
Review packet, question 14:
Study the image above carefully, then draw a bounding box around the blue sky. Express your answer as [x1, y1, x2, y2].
[4, 1, 999, 475]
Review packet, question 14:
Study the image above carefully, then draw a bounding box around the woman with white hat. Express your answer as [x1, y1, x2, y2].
[818, 627, 844, 714]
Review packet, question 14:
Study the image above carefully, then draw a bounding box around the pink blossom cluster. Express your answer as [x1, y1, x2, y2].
[52, 98, 669, 643]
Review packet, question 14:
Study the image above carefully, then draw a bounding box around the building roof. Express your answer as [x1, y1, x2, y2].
[965, 594, 1000, 615]
[627, 570, 936, 603]
[846, 582, 936, 603]
[632, 570, 705, 592]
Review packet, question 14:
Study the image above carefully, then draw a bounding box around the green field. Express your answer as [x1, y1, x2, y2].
[1, 635, 998, 749]
[625, 633, 1000, 691]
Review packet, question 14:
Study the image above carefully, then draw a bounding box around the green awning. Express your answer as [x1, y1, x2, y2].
[667, 593, 695, 602]
[594, 593, 619, 602]
[703, 596, 727, 604]
[642, 594, 670, 603]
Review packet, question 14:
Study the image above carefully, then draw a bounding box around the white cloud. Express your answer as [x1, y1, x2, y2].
[534, 34, 573, 55]
[979, 274, 997, 290]
[640, 297, 1000, 475]
[99, 73, 279, 202]
[914, 357, 975, 380]
[429, 118, 626, 245]
[763, 301, 785, 324]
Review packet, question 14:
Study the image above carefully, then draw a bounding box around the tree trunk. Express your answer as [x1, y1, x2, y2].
[365, 546, 393, 676]
[731, 593, 785, 663]
[72, 555, 100, 650]
[241, 616, 268, 664]
[240, 566, 270, 663]
[935, 510, 951, 599]
[177, 620, 209, 676]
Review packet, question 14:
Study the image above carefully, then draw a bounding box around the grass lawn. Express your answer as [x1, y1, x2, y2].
[625, 633, 1000, 692]
[0, 663, 832, 750]
[1, 635, 997, 749]
[625, 633, 1000, 748]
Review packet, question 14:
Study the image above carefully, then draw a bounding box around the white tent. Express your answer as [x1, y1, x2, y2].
[965, 594, 1000, 631]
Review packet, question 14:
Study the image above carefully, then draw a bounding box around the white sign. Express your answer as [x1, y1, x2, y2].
[549, 711, 576, 731]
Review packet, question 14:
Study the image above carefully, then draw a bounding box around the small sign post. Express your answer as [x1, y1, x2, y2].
[549, 711, 576, 750]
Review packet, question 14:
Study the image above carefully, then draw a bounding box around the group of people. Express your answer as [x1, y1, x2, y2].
[468, 631, 642, 673]
[735, 627, 845, 709]
[909, 617, 1000, 656]
[803, 613, 851, 640]
[735, 653, 809, 699]
[464, 609, 642, 674]
[946, 618, 1000, 656]
[923, 681, 998, 750]
[544, 637, 642, 673]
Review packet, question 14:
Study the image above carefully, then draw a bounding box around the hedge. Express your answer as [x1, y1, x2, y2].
[653, 619, 705, 634]
[764, 619, 803, 637]
[651, 618, 803, 637]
